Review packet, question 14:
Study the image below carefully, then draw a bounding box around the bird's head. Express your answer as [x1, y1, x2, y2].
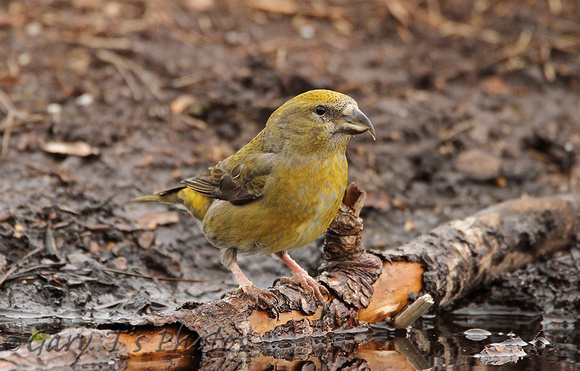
[266, 89, 375, 153]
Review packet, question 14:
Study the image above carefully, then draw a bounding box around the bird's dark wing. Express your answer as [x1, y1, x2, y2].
[183, 153, 274, 205]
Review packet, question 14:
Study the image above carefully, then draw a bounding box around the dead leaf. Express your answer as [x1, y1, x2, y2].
[42, 141, 100, 157]
[116, 223, 139, 232]
[50, 167, 76, 184]
[365, 191, 391, 211]
[482, 76, 509, 96]
[170, 94, 196, 114]
[454, 149, 501, 180]
[89, 241, 101, 254]
[136, 212, 180, 231]
[171, 169, 182, 179]
[138, 231, 157, 249]
[137, 153, 155, 167]
[112, 257, 128, 271]
[184, 0, 214, 12]
[475, 336, 528, 365]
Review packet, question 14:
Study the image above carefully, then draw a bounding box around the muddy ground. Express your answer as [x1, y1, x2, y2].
[0, 0, 579, 367]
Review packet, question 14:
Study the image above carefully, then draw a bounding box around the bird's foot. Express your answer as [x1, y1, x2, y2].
[275, 272, 328, 304]
[227, 283, 279, 308]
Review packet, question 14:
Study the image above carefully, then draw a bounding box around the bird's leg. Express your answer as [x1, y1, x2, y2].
[274, 251, 328, 303]
[223, 250, 278, 308]
[227, 258, 254, 287]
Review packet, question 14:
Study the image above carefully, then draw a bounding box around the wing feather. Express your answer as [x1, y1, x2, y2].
[183, 153, 274, 205]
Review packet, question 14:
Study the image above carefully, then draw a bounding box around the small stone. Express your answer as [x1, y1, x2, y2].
[454, 149, 501, 180]
[47, 103, 62, 115]
[75, 93, 94, 106]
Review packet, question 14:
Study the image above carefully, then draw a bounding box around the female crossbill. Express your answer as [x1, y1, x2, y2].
[135, 89, 375, 305]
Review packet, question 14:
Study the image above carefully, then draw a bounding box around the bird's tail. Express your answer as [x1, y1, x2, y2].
[131, 186, 212, 221]
[131, 186, 184, 204]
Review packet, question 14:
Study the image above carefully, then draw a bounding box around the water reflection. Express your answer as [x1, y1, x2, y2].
[192, 305, 579, 370]
[0, 304, 578, 370]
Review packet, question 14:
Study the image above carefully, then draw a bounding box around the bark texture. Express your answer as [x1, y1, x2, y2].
[374, 195, 580, 309]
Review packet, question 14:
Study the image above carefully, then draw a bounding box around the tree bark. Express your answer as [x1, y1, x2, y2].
[374, 194, 580, 310]
[0, 186, 578, 369]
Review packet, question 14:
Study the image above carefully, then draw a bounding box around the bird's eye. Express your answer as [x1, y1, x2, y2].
[315, 105, 326, 116]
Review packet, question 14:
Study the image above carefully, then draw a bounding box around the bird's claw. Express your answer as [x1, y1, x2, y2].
[275, 274, 328, 304]
[238, 284, 280, 312]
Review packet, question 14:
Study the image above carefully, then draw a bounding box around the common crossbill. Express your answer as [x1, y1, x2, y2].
[134, 89, 375, 305]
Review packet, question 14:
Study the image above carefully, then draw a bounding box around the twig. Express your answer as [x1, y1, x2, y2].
[438, 120, 476, 141]
[0, 87, 20, 115]
[0, 262, 68, 283]
[408, 2, 502, 44]
[0, 246, 44, 287]
[96, 50, 143, 101]
[0, 88, 44, 156]
[0, 115, 44, 132]
[100, 267, 236, 285]
[500, 28, 534, 60]
[242, 0, 345, 19]
[0, 88, 21, 157]
[0, 111, 15, 157]
[571, 176, 580, 206]
[61, 32, 131, 50]
[121, 56, 166, 101]
[171, 73, 208, 88]
[44, 223, 63, 261]
[96, 50, 165, 101]
[393, 294, 434, 328]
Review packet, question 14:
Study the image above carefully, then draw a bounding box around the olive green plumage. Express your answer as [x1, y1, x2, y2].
[134, 89, 374, 295]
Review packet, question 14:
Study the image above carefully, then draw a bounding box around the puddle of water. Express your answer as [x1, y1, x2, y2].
[0, 304, 578, 369]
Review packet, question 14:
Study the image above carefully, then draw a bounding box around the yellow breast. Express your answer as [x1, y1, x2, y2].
[202, 152, 348, 255]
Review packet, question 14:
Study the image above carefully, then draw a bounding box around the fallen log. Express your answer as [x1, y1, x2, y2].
[0, 185, 578, 369]
[374, 194, 580, 310]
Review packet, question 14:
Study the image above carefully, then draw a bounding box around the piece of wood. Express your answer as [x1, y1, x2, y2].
[358, 261, 423, 323]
